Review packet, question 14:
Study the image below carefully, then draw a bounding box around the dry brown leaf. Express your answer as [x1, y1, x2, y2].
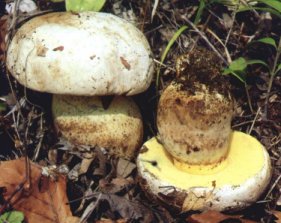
[0, 15, 8, 61]
[116, 158, 136, 178]
[187, 210, 257, 223]
[273, 211, 281, 223]
[0, 158, 79, 223]
[86, 193, 154, 222]
[96, 219, 127, 223]
[99, 177, 134, 194]
[79, 157, 95, 175]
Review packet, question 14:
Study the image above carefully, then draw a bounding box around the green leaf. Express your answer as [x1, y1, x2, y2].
[0, 211, 24, 223]
[49, 0, 64, 2]
[275, 63, 281, 75]
[246, 59, 270, 69]
[257, 37, 277, 48]
[0, 102, 5, 112]
[238, 6, 281, 18]
[256, 0, 281, 13]
[66, 0, 106, 12]
[194, 0, 206, 25]
[229, 57, 247, 72]
[156, 25, 188, 88]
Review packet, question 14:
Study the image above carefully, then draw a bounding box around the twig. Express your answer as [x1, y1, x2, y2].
[264, 38, 281, 119]
[79, 193, 102, 223]
[265, 174, 281, 200]
[225, 4, 238, 46]
[245, 83, 254, 114]
[181, 16, 228, 66]
[247, 107, 261, 134]
[151, 0, 159, 23]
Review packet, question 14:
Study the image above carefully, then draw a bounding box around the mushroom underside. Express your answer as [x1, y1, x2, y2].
[52, 95, 143, 160]
[137, 131, 271, 212]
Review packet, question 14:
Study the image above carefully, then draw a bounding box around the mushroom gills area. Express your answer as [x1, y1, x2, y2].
[139, 131, 269, 188]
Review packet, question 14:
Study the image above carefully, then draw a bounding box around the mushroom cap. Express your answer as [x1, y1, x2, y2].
[137, 131, 271, 212]
[7, 12, 154, 96]
[157, 82, 234, 165]
[52, 95, 143, 160]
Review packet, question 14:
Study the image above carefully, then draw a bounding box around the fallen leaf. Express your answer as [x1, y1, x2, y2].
[0, 158, 79, 223]
[116, 158, 136, 178]
[79, 157, 95, 175]
[96, 218, 127, 223]
[273, 211, 281, 223]
[81, 192, 154, 222]
[187, 210, 257, 223]
[99, 177, 134, 194]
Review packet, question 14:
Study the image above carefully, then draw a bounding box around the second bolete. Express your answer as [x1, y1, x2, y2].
[137, 48, 271, 212]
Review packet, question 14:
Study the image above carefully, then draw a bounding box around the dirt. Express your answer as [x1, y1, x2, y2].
[176, 47, 232, 97]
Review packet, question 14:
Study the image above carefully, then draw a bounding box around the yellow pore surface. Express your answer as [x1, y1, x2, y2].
[139, 131, 266, 188]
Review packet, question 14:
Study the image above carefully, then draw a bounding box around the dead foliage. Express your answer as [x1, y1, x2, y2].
[0, 158, 79, 223]
[0, 15, 7, 61]
[187, 210, 257, 223]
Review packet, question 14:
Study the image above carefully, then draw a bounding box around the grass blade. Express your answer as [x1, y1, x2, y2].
[275, 63, 281, 75]
[256, 0, 281, 13]
[194, 0, 206, 25]
[238, 6, 281, 18]
[156, 25, 188, 89]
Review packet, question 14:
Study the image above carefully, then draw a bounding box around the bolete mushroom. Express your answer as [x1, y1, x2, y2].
[7, 12, 154, 159]
[137, 48, 271, 211]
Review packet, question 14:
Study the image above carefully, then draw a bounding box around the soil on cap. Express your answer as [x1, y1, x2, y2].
[175, 47, 232, 98]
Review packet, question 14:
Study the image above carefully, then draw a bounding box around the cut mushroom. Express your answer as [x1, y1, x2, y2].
[137, 48, 272, 211]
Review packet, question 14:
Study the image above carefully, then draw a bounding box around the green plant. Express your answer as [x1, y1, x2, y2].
[237, 0, 281, 18]
[195, 0, 281, 19]
[0, 211, 24, 223]
[223, 37, 281, 116]
[0, 102, 5, 112]
[156, 25, 188, 90]
[65, 0, 106, 12]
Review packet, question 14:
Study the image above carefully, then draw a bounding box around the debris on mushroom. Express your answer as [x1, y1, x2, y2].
[52, 95, 143, 160]
[137, 48, 272, 212]
[7, 12, 154, 159]
[6, 12, 154, 96]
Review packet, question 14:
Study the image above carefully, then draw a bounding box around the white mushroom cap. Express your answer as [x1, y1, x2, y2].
[137, 131, 271, 211]
[52, 95, 143, 160]
[7, 12, 154, 96]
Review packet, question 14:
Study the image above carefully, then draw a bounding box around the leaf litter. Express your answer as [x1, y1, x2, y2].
[0, 158, 78, 223]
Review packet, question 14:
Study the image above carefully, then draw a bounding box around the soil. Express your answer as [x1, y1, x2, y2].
[0, 1, 281, 223]
[175, 47, 232, 97]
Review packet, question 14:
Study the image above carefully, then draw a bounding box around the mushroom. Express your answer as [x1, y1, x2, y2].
[52, 95, 143, 160]
[137, 48, 271, 211]
[7, 12, 154, 159]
